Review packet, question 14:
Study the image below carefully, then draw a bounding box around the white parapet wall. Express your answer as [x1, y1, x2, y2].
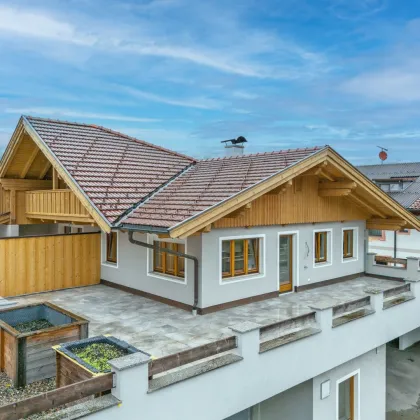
[365, 253, 420, 280]
[85, 276, 420, 420]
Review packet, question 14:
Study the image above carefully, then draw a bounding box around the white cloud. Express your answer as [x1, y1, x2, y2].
[121, 87, 223, 110]
[342, 67, 420, 102]
[0, 5, 96, 46]
[4, 108, 159, 123]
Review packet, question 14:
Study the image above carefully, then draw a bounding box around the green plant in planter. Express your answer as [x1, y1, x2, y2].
[14, 319, 54, 333]
[73, 343, 128, 372]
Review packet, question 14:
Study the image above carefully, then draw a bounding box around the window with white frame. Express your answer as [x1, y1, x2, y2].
[105, 232, 118, 264]
[343, 229, 355, 259]
[221, 238, 261, 279]
[153, 241, 185, 279]
[314, 229, 332, 266]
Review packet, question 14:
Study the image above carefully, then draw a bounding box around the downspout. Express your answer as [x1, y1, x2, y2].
[128, 231, 199, 315]
[394, 231, 397, 265]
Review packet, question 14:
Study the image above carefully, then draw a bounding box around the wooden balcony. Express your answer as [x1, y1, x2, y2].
[25, 190, 95, 223]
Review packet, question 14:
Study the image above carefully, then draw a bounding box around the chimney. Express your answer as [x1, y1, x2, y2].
[221, 136, 247, 156]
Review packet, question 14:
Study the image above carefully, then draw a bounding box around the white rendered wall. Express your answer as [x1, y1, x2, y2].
[200, 221, 365, 308]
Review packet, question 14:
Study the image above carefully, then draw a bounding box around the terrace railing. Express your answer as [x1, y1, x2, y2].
[366, 253, 419, 280]
[0, 373, 114, 420]
[25, 189, 95, 223]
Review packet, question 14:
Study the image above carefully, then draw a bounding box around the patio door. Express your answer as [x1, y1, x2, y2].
[279, 235, 293, 293]
[339, 376, 355, 420]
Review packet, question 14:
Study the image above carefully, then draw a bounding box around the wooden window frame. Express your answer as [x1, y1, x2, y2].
[153, 241, 185, 279]
[106, 232, 118, 264]
[221, 238, 260, 279]
[314, 231, 328, 264]
[343, 229, 354, 259]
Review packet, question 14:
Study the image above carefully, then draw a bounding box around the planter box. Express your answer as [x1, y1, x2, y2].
[0, 302, 88, 387]
[54, 335, 141, 388]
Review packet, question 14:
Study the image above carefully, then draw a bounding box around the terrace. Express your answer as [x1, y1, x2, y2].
[14, 275, 406, 359]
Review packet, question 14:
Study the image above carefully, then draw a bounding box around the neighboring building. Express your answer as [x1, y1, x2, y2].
[1, 116, 420, 419]
[358, 162, 420, 261]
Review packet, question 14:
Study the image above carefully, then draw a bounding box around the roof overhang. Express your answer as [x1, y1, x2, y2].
[0, 117, 112, 233]
[168, 147, 420, 238]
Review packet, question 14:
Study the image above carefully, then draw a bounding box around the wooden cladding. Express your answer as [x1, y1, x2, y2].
[214, 176, 369, 229]
[25, 189, 95, 223]
[0, 373, 113, 420]
[149, 336, 237, 377]
[0, 233, 100, 297]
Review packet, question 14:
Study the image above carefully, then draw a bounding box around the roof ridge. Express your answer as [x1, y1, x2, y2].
[24, 115, 196, 163]
[199, 146, 325, 162]
[358, 162, 420, 167]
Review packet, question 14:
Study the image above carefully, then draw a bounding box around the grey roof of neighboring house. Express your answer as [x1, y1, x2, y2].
[357, 162, 420, 210]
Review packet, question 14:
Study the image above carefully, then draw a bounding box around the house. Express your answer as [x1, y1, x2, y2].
[1, 116, 420, 419]
[358, 162, 420, 263]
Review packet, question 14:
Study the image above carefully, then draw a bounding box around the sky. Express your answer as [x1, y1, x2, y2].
[1, 0, 420, 163]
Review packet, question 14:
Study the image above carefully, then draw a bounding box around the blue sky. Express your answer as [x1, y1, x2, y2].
[1, 0, 420, 163]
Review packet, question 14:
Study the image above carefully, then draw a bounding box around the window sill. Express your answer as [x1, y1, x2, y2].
[102, 261, 118, 269]
[313, 261, 332, 268]
[342, 256, 358, 264]
[148, 272, 187, 285]
[220, 273, 265, 285]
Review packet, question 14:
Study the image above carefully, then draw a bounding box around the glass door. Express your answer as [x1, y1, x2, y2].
[339, 376, 355, 420]
[279, 235, 293, 293]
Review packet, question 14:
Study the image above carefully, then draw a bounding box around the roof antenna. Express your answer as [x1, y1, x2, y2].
[377, 146, 388, 164]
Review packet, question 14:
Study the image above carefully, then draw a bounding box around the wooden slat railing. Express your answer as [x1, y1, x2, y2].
[25, 189, 94, 222]
[149, 336, 237, 378]
[0, 373, 114, 420]
[375, 255, 407, 267]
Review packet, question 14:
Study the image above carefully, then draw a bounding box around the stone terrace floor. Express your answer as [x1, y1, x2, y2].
[14, 276, 403, 358]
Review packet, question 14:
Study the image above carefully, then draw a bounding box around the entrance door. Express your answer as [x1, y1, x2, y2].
[338, 376, 355, 420]
[279, 235, 293, 293]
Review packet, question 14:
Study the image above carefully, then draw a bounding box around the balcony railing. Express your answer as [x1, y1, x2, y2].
[366, 252, 419, 280]
[25, 190, 94, 223]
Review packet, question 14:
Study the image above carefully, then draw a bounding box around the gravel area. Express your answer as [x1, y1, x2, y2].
[0, 372, 59, 419]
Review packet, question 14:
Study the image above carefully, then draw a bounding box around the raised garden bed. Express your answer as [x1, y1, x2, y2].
[0, 302, 88, 388]
[54, 335, 141, 388]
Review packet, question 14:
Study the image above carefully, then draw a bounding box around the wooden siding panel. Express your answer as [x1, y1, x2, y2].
[0, 234, 100, 297]
[214, 176, 369, 228]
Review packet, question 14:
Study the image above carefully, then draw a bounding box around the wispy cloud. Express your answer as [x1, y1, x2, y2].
[4, 108, 159, 123]
[121, 86, 224, 110]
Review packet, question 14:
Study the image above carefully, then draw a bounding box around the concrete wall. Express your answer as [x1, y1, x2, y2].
[101, 222, 365, 310]
[399, 327, 420, 350]
[201, 221, 365, 308]
[251, 380, 313, 420]
[313, 346, 386, 420]
[85, 280, 414, 420]
[369, 229, 420, 258]
[100, 231, 196, 307]
[0, 223, 99, 238]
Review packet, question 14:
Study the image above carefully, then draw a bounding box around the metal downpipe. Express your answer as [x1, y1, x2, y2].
[128, 231, 199, 314]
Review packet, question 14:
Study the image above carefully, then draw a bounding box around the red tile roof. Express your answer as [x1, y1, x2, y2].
[25, 116, 195, 223]
[25, 116, 324, 229]
[122, 147, 324, 228]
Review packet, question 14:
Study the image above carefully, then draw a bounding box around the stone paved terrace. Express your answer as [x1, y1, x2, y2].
[13, 276, 403, 358]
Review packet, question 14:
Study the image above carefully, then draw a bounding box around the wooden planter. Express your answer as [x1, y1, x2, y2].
[0, 302, 88, 387]
[54, 335, 140, 388]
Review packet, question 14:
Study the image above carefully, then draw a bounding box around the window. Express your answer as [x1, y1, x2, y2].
[398, 228, 410, 235]
[343, 230, 354, 259]
[369, 229, 382, 237]
[64, 226, 72, 234]
[222, 238, 260, 279]
[153, 242, 185, 278]
[76, 227, 83, 234]
[106, 232, 117, 264]
[314, 231, 328, 264]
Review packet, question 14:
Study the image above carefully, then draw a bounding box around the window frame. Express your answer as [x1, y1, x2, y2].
[336, 370, 360, 420]
[314, 231, 328, 264]
[153, 241, 186, 279]
[343, 229, 354, 259]
[219, 235, 265, 284]
[342, 227, 358, 263]
[313, 229, 333, 268]
[104, 231, 118, 266]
